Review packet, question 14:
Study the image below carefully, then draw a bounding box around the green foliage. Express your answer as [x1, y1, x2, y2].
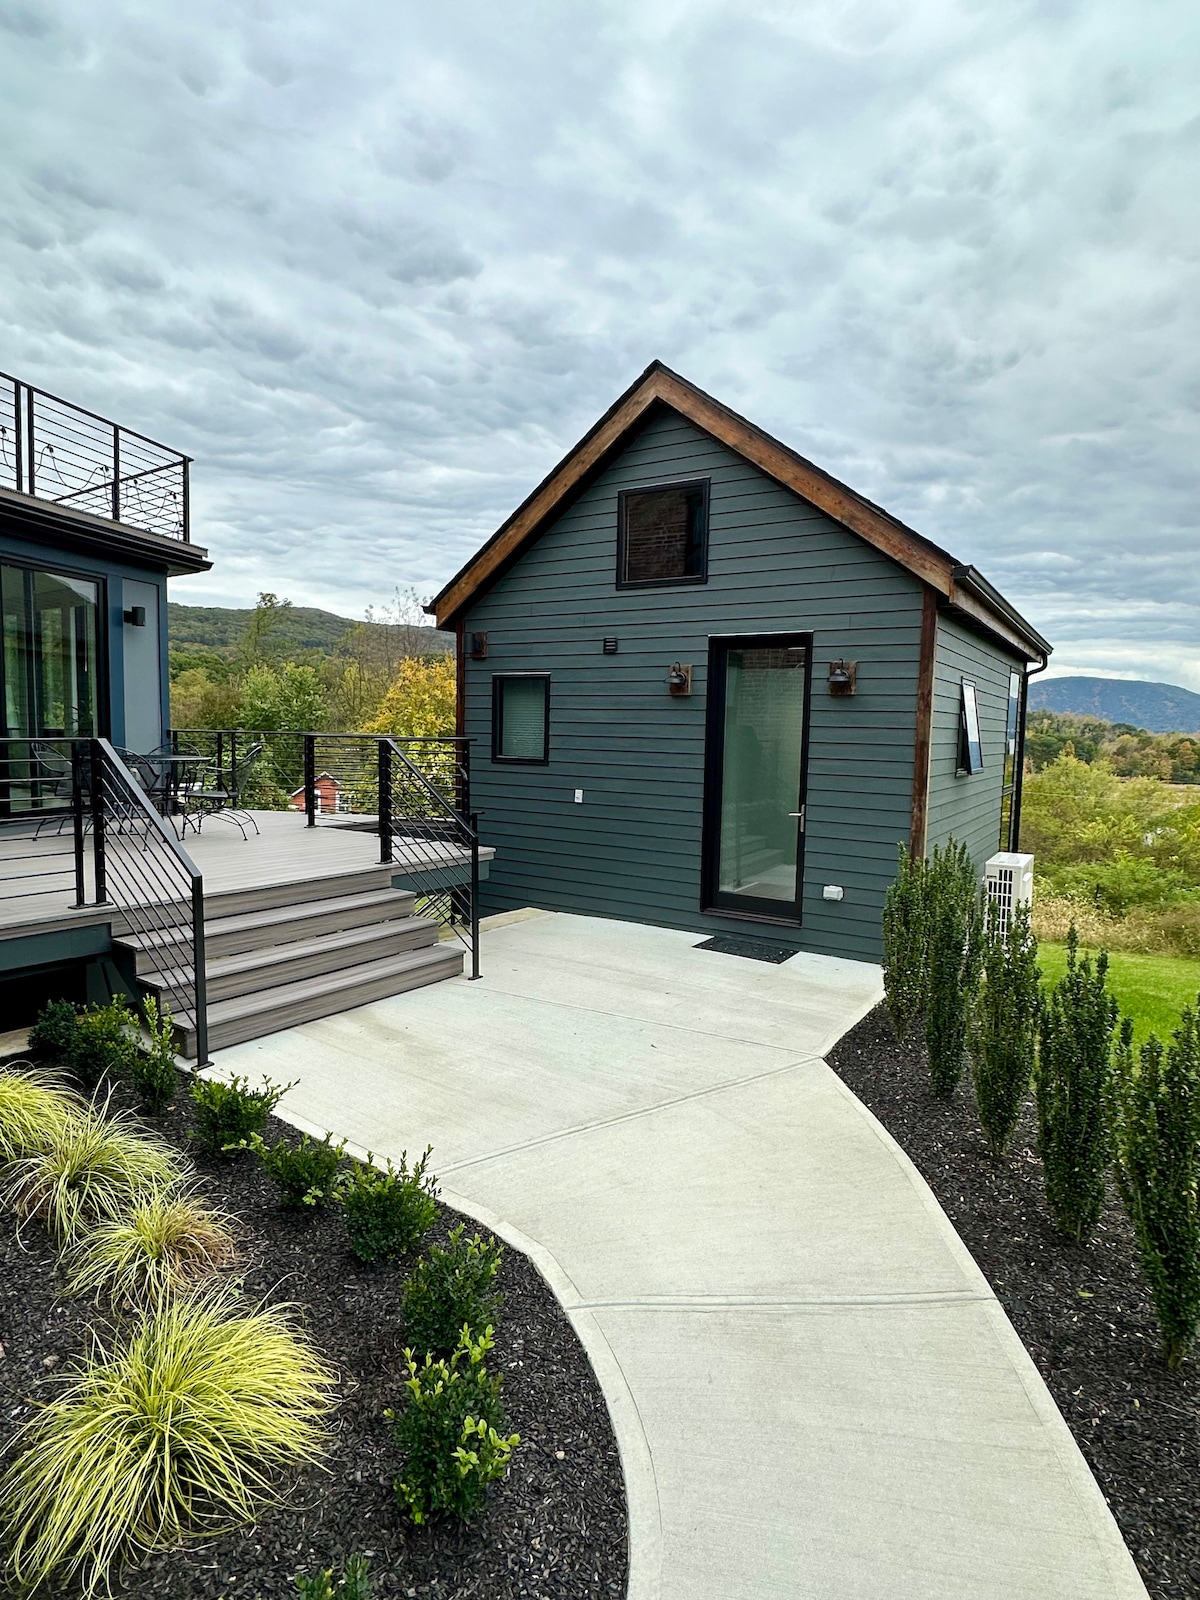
[0, 1065, 81, 1162]
[969, 901, 1041, 1157]
[65, 1187, 237, 1305]
[923, 840, 982, 1098]
[295, 1554, 372, 1599]
[249, 1131, 347, 1208]
[2, 1098, 185, 1245]
[1048, 852, 1195, 918]
[337, 1147, 438, 1263]
[387, 1326, 518, 1525]
[882, 845, 927, 1039]
[238, 661, 328, 734]
[27, 999, 80, 1064]
[1034, 928, 1118, 1243]
[129, 996, 179, 1115]
[0, 1284, 336, 1596]
[1025, 709, 1200, 785]
[70, 998, 138, 1092]
[189, 1073, 295, 1158]
[402, 1225, 504, 1358]
[1109, 1005, 1200, 1368]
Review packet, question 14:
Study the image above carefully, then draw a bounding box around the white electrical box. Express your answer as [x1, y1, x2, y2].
[822, 885, 844, 902]
[984, 852, 1034, 933]
[574, 789, 584, 804]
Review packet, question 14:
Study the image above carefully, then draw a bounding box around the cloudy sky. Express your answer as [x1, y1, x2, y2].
[1, 0, 1197, 684]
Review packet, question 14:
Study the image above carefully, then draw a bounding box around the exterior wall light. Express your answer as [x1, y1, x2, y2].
[667, 662, 693, 696]
[123, 605, 146, 627]
[827, 659, 857, 696]
[468, 631, 488, 659]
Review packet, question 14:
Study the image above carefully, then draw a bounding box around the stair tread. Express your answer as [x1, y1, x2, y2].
[177, 944, 463, 1028]
[142, 916, 441, 990]
[116, 886, 416, 953]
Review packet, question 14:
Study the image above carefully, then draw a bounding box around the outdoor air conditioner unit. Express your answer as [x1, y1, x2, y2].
[984, 852, 1034, 935]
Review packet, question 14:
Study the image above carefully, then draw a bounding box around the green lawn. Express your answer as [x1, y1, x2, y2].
[1038, 942, 1200, 1045]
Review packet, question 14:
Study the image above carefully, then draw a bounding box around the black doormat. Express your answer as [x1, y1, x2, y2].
[695, 934, 798, 964]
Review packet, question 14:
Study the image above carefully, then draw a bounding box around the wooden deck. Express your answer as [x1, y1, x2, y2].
[0, 809, 485, 940]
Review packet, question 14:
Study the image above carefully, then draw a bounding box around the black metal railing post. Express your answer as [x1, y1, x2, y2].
[191, 876, 210, 1067]
[71, 744, 87, 908]
[378, 738, 393, 864]
[304, 735, 316, 827]
[88, 739, 107, 905]
[13, 378, 22, 493]
[182, 457, 190, 541]
[469, 811, 481, 980]
[25, 385, 35, 497]
[111, 424, 120, 522]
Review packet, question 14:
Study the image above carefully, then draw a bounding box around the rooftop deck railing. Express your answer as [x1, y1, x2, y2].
[0, 372, 191, 542]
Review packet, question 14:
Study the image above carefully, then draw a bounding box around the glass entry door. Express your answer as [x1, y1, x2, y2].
[702, 634, 811, 921]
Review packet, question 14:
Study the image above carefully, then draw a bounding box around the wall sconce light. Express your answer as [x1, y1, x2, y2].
[467, 631, 488, 659]
[827, 659, 857, 696]
[123, 605, 146, 627]
[667, 662, 692, 696]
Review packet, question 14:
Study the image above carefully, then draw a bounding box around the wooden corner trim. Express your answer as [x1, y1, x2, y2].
[910, 587, 938, 856]
[454, 618, 466, 738]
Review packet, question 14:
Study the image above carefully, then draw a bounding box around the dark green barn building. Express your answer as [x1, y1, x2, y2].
[431, 363, 1050, 963]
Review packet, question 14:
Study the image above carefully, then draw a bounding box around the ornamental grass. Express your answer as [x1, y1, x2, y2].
[1, 1097, 185, 1246]
[1, 1284, 337, 1596]
[0, 1064, 82, 1163]
[65, 1187, 238, 1305]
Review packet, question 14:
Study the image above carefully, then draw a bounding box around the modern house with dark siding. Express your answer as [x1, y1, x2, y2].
[430, 362, 1050, 963]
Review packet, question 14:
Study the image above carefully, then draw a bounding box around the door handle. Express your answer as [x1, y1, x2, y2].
[789, 807, 806, 832]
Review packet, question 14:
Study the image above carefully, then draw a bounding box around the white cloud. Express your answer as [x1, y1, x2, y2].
[0, 0, 1195, 689]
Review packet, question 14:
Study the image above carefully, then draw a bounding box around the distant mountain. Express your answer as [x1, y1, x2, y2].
[168, 602, 358, 655]
[167, 603, 451, 660]
[1029, 676, 1200, 735]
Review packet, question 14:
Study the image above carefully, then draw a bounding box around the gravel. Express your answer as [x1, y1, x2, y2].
[827, 1004, 1200, 1600]
[0, 1079, 628, 1600]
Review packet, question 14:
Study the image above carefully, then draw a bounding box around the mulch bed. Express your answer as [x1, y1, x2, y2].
[827, 1004, 1200, 1600]
[0, 1076, 628, 1600]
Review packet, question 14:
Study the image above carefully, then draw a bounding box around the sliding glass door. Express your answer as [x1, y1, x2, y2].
[1, 563, 101, 817]
[702, 634, 812, 922]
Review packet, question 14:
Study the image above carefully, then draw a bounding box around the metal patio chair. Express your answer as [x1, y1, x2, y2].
[178, 742, 263, 839]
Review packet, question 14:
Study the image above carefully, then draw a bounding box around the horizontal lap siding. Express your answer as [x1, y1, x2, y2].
[926, 614, 1023, 872]
[464, 409, 926, 962]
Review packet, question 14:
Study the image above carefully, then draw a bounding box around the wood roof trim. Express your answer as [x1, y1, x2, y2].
[430, 362, 1048, 663]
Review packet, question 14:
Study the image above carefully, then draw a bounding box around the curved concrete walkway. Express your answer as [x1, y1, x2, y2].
[216, 911, 1147, 1600]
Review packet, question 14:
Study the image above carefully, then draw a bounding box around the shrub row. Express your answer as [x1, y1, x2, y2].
[883, 842, 1200, 1370]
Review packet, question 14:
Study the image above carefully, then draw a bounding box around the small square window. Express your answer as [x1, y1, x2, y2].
[492, 674, 550, 763]
[617, 481, 709, 587]
[958, 679, 984, 775]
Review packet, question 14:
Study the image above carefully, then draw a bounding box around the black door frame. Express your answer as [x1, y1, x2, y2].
[700, 631, 814, 927]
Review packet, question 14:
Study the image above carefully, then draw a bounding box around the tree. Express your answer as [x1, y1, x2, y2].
[1109, 1007, 1200, 1368]
[969, 900, 1041, 1157]
[923, 840, 982, 1098]
[237, 662, 327, 733]
[237, 592, 293, 668]
[359, 656, 456, 739]
[1034, 927, 1117, 1243]
[882, 845, 927, 1040]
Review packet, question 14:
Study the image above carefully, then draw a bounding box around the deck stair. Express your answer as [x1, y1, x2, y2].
[114, 862, 462, 1056]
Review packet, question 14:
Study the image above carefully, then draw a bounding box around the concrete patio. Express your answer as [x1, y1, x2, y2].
[212, 909, 1147, 1600]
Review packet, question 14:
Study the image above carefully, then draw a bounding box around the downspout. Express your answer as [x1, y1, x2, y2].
[1012, 652, 1048, 850]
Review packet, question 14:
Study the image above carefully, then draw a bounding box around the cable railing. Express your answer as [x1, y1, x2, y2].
[0, 371, 191, 542]
[380, 738, 481, 979]
[85, 741, 209, 1063]
[0, 738, 209, 1063]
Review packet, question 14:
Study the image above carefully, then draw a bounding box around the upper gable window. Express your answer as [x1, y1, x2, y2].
[617, 481, 709, 588]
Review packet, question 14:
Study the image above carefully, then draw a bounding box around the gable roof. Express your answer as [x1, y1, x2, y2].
[428, 361, 1050, 662]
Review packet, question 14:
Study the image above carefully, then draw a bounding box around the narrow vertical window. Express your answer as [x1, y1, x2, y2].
[957, 680, 984, 775]
[492, 674, 550, 763]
